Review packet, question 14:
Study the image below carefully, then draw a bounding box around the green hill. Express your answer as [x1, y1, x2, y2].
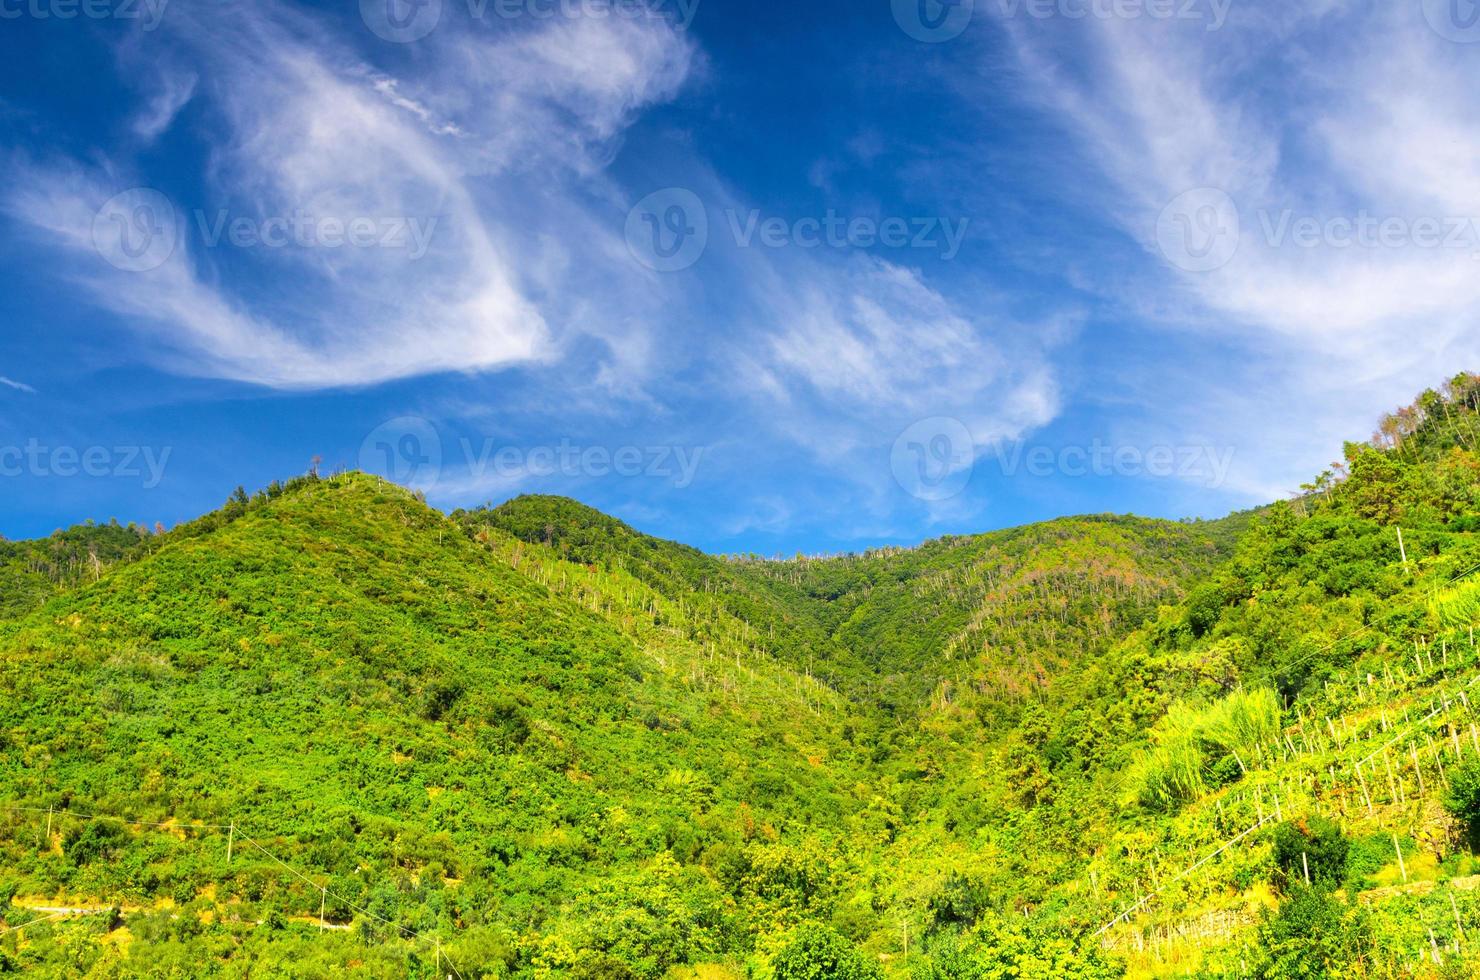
[0, 373, 1477, 979]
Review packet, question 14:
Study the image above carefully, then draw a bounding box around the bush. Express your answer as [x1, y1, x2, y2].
[913, 919, 1123, 980]
[1127, 689, 1281, 812]
[1444, 757, 1480, 850]
[64, 819, 128, 867]
[928, 871, 988, 929]
[1270, 816, 1349, 891]
[1253, 887, 1370, 979]
[1127, 740, 1206, 811]
[1184, 582, 1228, 638]
[1344, 833, 1397, 889]
[773, 924, 882, 980]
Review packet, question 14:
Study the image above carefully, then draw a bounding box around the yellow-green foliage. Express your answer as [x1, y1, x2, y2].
[1198, 687, 1282, 760]
[1128, 737, 1208, 811]
[1128, 689, 1281, 811]
[1432, 580, 1480, 629]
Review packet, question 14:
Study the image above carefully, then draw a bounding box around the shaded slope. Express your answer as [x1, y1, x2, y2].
[477, 496, 1237, 715]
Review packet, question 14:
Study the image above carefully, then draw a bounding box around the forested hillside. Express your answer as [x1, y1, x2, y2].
[0, 374, 1477, 978]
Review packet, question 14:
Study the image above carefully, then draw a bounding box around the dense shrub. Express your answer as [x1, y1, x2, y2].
[913, 919, 1123, 980]
[1254, 887, 1371, 979]
[1270, 816, 1350, 891]
[1444, 757, 1480, 850]
[772, 924, 882, 980]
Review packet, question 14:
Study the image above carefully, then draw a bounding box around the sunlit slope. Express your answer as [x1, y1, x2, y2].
[0, 474, 869, 975]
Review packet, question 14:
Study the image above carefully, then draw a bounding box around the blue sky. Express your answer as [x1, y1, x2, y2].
[1, 0, 1477, 554]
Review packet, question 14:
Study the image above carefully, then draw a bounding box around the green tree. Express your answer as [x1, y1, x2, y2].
[1270, 816, 1349, 891]
[772, 924, 882, 980]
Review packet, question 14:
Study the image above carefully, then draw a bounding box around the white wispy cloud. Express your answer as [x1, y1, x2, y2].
[994, 2, 1480, 500]
[3, 2, 696, 391]
[0, 376, 35, 394]
[132, 68, 197, 142]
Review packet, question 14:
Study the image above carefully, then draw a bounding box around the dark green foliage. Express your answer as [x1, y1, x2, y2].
[64, 819, 128, 867]
[1182, 582, 1227, 638]
[928, 871, 988, 929]
[773, 924, 883, 980]
[913, 920, 1123, 979]
[1444, 757, 1480, 851]
[1270, 817, 1349, 891]
[1253, 887, 1372, 979]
